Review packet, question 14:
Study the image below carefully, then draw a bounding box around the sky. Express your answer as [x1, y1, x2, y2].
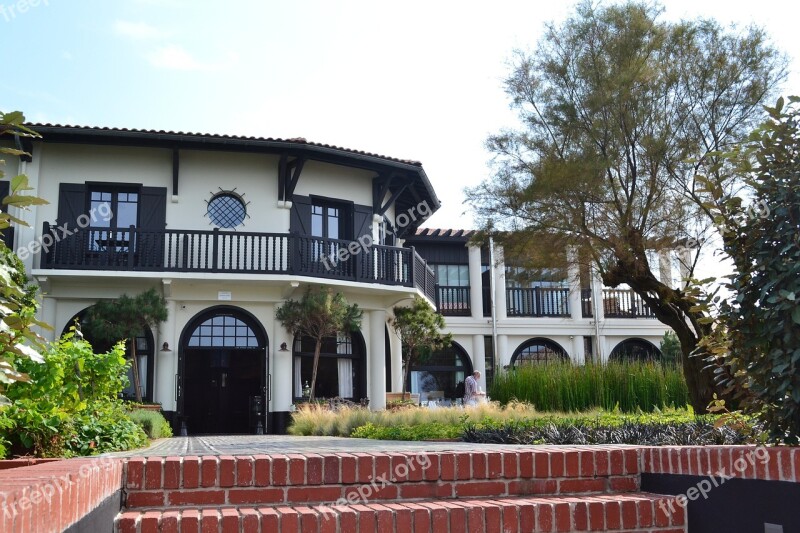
[2, 0, 799, 244]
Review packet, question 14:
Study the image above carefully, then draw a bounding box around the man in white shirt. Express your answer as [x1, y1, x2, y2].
[463, 371, 486, 406]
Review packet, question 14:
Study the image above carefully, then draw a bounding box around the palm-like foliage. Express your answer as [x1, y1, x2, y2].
[276, 287, 361, 402]
[85, 288, 168, 402]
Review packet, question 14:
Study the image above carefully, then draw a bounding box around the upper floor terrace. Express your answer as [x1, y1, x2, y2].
[7, 124, 441, 300]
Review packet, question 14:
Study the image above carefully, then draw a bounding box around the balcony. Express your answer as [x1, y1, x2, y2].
[436, 285, 471, 316]
[506, 287, 570, 317]
[38, 224, 437, 301]
[601, 288, 657, 318]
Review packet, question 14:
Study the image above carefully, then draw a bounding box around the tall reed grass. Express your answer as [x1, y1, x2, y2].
[488, 361, 688, 412]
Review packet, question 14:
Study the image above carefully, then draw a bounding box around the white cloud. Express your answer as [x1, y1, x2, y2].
[113, 20, 166, 40]
[147, 45, 215, 71]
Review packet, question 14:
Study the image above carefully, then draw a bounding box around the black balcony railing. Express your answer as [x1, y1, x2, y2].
[436, 285, 471, 316]
[602, 289, 657, 318]
[506, 287, 570, 317]
[39, 224, 437, 300]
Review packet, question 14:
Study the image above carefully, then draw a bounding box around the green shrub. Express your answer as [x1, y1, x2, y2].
[0, 333, 149, 457]
[128, 409, 173, 439]
[488, 361, 688, 412]
[708, 97, 800, 444]
[351, 422, 461, 440]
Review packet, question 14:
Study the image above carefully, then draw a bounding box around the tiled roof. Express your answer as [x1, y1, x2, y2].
[27, 123, 423, 167]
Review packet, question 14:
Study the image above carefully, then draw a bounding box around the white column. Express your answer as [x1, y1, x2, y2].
[39, 296, 57, 343]
[155, 299, 178, 411]
[368, 310, 387, 411]
[272, 323, 294, 412]
[468, 245, 483, 320]
[590, 267, 605, 362]
[571, 335, 585, 365]
[472, 334, 486, 391]
[389, 323, 403, 392]
[493, 246, 507, 320]
[14, 149, 42, 274]
[658, 250, 672, 287]
[567, 247, 582, 321]
[497, 334, 509, 368]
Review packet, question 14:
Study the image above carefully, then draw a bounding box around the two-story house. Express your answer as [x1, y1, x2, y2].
[6, 124, 440, 434]
[5, 123, 674, 434]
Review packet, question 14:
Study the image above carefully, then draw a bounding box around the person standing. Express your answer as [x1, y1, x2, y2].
[463, 371, 486, 406]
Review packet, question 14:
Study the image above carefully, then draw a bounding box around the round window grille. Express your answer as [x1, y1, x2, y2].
[207, 192, 246, 228]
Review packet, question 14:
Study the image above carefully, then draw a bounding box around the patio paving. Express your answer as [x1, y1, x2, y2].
[108, 435, 544, 457]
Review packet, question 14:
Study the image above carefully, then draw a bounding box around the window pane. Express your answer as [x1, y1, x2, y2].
[311, 211, 322, 237]
[116, 201, 137, 228]
[91, 200, 111, 228]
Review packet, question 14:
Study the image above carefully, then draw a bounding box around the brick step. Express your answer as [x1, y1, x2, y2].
[124, 448, 640, 508]
[115, 492, 686, 533]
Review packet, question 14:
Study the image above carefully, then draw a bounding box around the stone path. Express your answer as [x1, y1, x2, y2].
[109, 435, 544, 457]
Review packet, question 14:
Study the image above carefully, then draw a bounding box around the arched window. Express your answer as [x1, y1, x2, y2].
[407, 342, 473, 402]
[609, 338, 662, 362]
[511, 338, 569, 366]
[292, 332, 365, 401]
[61, 309, 155, 402]
[187, 314, 259, 348]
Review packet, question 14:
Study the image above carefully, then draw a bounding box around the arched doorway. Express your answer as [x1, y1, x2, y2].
[511, 338, 569, 366]
[291, 331, 366, 401]
[62, 308, 155, 402]
[609, 338, 662, 362]
[179, 307, 268, 435]
[406, 342, 472, 402]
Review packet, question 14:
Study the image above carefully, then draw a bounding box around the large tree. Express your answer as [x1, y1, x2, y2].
[276, 287, 362, 403]
[389, 296, 453, 400]
[467, 1, 786, 411]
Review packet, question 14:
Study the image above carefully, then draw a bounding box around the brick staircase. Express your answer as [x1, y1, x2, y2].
[115, 447, 686, 532]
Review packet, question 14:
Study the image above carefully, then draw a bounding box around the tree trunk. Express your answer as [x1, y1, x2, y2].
[603, 242, 727, 413]
[402, 356, 411, 401]
[130, 337, 143, 403]
[309, 338, 322, 403]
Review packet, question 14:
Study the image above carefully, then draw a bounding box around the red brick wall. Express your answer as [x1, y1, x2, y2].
[0, 456, 124, 533]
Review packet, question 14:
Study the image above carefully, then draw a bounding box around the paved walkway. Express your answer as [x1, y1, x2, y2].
[109, 435, 544, 457]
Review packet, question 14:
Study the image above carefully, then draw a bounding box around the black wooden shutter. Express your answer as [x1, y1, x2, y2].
[56, 183, 87, 227]
[138, 186, 167, 268]
[139, 187, 167, 230]
[353, 204, 373, 242]
[290, 195, 312, 235]
[0, 180, 9, 213]
[0, 180, 11, 248]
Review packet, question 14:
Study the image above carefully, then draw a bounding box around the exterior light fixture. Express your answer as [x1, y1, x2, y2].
[161, 342, 172, 352]
[279, 342, 289, 352]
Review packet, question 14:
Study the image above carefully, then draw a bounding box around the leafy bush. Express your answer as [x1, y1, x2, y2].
[489, 362, 688, 412]
[128, 409, 173, 439]
[707, 97, 800, 444]
[351, 422, 461, 440]
[0, 333, 148, 457]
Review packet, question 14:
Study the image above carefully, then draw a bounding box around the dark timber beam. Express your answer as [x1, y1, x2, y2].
[172, 148, 179, 196]
[285, 157, 305, 200]
[378, 182, 408, 217]
[14, 134, 33, 163]
[278, 154, 306, 202]
[278, 153, 288, 201]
